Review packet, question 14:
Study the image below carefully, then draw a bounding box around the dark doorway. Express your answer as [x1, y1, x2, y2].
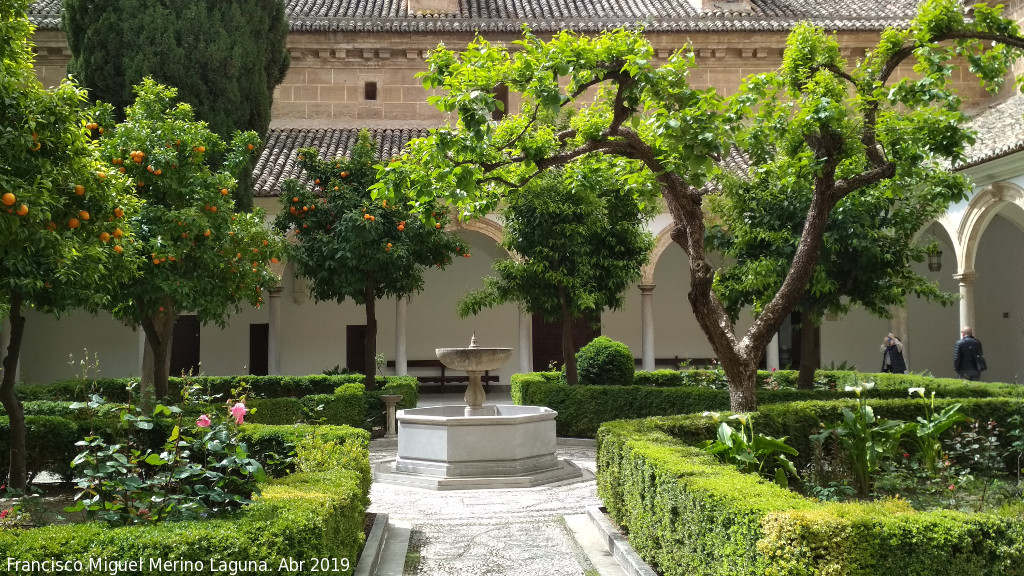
[249, 323, 269, 376]
[778, 311, 820, 370]
[169, 315, 200, 378]
[531, 313, 600, 372]
[346, 324, 367, 374]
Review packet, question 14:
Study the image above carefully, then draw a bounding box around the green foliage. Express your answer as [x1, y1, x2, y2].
[576, 337, 636, 386]
[62, 0, 290, 209]
[513, 371, 1024, 438]
[632, 370, 684, 387]
[597, 403, 1024, 576]
[904, 386, 969, 474]
[378, 2, 1024, 412]
[66, 383, 265, 525]
[97, 79, 285, 326]
[699, 413, 799, 487]
[247, 397, 305, 425]
[811, 381, 911, 495]
[0, 416, 79, 484]
[238, 423, 369, 479]
[457, 161, 655, 384]
[0, 424, 370, 574]
[276, 131, 465, 389]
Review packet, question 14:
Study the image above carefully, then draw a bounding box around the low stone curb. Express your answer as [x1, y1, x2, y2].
[556, 437, 597, 447]
[586, 505, 658, 576]
[354, 512, 389, 576]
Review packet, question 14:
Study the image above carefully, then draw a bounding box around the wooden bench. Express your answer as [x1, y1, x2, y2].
[386, 359, 500, 393]
[634, 357, 718, 370]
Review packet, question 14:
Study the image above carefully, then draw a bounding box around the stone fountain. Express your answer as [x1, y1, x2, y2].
[372, 334, 585, 490]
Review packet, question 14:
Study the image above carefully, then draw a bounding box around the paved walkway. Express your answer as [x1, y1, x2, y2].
[366, 393, 613, 576]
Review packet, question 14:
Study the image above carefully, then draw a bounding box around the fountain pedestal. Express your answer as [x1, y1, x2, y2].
[372, 334, 585, 490]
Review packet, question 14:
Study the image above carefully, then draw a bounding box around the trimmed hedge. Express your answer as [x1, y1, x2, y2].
[596, 398, 1024, 576]
[13, 373, 419, 404]
[0, 424, 371, 576]
[577, 336, 635, 386]
[0, 377, 416, 482]
[514, 372, 1024, 438]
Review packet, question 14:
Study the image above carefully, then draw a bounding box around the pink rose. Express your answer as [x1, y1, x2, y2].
[949, 484, 956, 491]
[196, 414, 211, 428]
[0, 509, 10, 519]
[229, 402, 247, 425]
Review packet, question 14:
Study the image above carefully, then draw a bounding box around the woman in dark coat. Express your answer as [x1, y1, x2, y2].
[880, 333, 907, 373]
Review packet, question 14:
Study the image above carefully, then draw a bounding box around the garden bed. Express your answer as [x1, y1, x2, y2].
[596, 396, 1024, 575]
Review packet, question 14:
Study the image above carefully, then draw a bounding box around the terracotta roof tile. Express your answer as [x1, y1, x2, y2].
[29, 0, 918, 32]
[253, 127, 429, 197]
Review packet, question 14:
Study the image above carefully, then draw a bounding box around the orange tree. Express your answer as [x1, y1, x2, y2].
[0, 0, 141, 490]
[97, 78, 286, 400]
[275, 131, 466, 390]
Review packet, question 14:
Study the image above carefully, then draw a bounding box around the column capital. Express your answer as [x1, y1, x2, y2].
[638, 284, 656, 295]
[268, 287, 284, 297]
[953, 271, 977, 284]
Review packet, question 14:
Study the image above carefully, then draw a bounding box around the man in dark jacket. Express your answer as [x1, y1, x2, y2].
[953, 326, 984, 381]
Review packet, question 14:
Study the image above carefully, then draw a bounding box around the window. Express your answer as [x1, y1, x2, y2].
[364, 81, 378, 101]
[492, 83, 509, 121]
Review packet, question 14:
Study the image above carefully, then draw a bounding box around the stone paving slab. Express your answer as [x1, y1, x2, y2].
[368, 440, 603, 576]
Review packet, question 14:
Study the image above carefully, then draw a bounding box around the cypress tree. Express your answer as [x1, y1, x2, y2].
[63, 0, 290, 210]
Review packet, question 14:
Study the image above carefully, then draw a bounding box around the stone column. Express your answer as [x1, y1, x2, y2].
[954, 272, 976, 331]
[138, 328, 147, 378]
[639, 284, 656, 371]
[268, 288, 283, 375]
[766, 332, 780, 371]
[395, 296, 408, 376]
[519, 306, 532, 373]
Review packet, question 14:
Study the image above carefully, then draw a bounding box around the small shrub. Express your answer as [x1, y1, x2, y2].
[576, 336, 635, 386]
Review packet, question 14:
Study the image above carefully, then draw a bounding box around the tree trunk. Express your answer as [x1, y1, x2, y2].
[797, 315, 818, 390]
[558, 286, 578, 385]
[140, 297, 176, 401]
[1, 293, 28, 490]
[363, 278, 378, 391]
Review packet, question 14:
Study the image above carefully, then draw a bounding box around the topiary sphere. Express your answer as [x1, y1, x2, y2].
[576, 336, 635, 386]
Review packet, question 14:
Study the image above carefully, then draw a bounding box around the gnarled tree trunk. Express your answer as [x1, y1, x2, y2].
[1, 293, 28, 490]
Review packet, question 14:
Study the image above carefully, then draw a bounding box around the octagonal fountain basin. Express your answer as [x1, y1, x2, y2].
[372, 405, 586, 490]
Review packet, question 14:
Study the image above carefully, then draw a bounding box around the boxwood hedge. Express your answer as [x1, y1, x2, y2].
[514, 371, 1024, 437]
[0, 425, 371, 576]
[596, 398, 1024, 576]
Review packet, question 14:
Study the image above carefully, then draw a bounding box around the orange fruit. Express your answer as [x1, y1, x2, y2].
[204, 229, 211, 237]
[397, 224, 405, 231]
[221, 188, 229, 196]
[155, 169, 162, 175]
[153, 259, 160, 265]
[292, 197, 299, 203]
[113, 207, 124, 218]
[387, 243, 392, 248]
[113, 245, 123, 254]
[136, 181, 145, 187]
[118, 167, 126, 173]
[147, 165, 154, 173]
[74, 184, 85, 196]
[181, 232, 188, 239]
[96, 171, 106, 179]
[113, 228, 123, 238]
[435, 223, 441, 229]
[2, 193, 15, 206]
[99, 232, 110, 243]
[209, 206, 217, 213]
[68, 217, 80, 229]
[271, 257, 279, 263]
[86, 122, 98, 130]
[16, 204, 28, 216]
[194, 146, 206, 153]
[78, 210, 90, 221]
[247, 143, 254, 150]
[302, 206, 308, 212]
[340, 171, 349, 178]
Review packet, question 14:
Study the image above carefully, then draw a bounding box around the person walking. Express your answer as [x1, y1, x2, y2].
[953, 326, 985, 381]
[880, 333, 907, 374]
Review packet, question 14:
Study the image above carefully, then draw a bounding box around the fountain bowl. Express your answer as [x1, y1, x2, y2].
[435, 346, 512, 372]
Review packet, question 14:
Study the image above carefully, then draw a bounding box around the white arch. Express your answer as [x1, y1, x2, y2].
[641, 221, 680, 285]
[959, 181, 1024, 274]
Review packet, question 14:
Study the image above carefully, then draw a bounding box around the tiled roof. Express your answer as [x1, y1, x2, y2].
[253, 127, 429, 197]
[958, 94, 1024, 170]
[29, 0, 918, 33]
